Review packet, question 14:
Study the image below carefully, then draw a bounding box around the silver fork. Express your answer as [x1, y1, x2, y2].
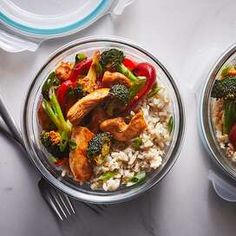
[0, 96, 76, 220]
[38, 178, 76, 220]
[0, 95, 107, 219]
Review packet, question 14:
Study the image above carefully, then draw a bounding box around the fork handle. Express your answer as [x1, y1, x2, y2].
[0, 94, 24, 147]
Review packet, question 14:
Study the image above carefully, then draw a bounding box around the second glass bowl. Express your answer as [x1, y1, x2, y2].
[200, 44, 236, 182]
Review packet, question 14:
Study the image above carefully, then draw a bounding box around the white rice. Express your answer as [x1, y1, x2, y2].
[90, 84, 172, 191]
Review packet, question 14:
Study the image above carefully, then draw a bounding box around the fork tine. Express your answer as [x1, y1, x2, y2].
[50, 188, 68, 219]
[38, 181, 64, 221]
[47, 194, 64, 221]
[63, 194, 76, 214]
[39, 179, 77, 220]
[57, 192, 72, 216]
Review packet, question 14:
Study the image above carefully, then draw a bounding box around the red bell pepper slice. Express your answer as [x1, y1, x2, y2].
[56, 80, 75, 106]
[122, 57, 138, 71]
[57, 58, 92, 105]
[229, 124, 236, 146]
[69, 58, 92, 82]
[127, 62, 156, 111]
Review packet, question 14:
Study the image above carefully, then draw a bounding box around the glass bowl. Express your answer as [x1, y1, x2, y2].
[21, 37, 185, 204]
[200, 44, 236, 181]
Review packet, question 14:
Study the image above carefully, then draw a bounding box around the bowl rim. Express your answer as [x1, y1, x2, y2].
[21, 36, 185, 204]
[200, 43, 236, 182]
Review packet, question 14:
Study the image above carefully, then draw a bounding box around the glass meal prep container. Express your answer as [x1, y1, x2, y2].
[199, 44, 236, 201]
[22, 37, 185, 204]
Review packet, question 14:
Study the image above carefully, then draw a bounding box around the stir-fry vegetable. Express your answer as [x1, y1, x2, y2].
[100, 49, 146, 94]
[128, 171, 146, 185]
[167, 116, 174, 134]
[42, 72, 60, 100]
[211, 77, 236, 134]
[229, 123, 236, 145]
[223, 101, 236, 134]
[221, 65, 236, 79]
[99, 171, 116, 182]
[87, 132, 111, 164]
[212, 77, 236, 101]
[148, 84, 160, 98]
[99, 49, 159, 111]
[132, 137, 143, 150]
[75, 53, 87, 64]
[122, 57, 138, 71]
[40, 130, 68, 157]
[69, 58, 92, 82]
[56, 80, 75, 105]
[127, 62, 156, 111]
[38, 48, 166, 189]
[106, 84, 130, 116]
[78, 51, 101, 93]
[68, 139, 77, 151]
[109, 84, 130, 104]
[56, 80, 85, 107]
[42, 89, 72, 153]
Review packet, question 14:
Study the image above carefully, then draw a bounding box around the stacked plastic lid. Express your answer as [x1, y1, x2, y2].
[0, 0, 134, 52]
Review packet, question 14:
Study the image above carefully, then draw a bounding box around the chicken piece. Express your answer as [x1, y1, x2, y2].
[67, 88, 110, 125]
[88, 107, 108, 133]
[100, 110, 147, 141]
[55, 62, 73, 81]
[69, 127, 94, 183]
[102, 71, 132, 88]
[79, 51, 100, 93]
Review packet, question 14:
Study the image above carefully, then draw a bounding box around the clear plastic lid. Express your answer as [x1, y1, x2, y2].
[0, 0, 135, 52]
[0, 0, 113, 37]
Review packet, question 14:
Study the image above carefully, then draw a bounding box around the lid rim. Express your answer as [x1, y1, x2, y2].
[0, 0, 111, 37]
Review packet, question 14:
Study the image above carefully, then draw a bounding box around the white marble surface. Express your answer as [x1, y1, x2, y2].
[1, 0, 236, 235]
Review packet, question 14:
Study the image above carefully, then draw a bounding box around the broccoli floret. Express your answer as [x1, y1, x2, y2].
[67, 84, 87, 99]
[211, 77, 236, 101]
[87, 133, 111, 164]
[106, 84, 130, 116]
[42, 89, 72, 153]
[100, 48, 140, 83]
[100, 48, 147, 102]
[211, 78, 236, 134]
[100, 48, 124, 71]
[40, 131, 69, 157]
[109, 84, 130, 104]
